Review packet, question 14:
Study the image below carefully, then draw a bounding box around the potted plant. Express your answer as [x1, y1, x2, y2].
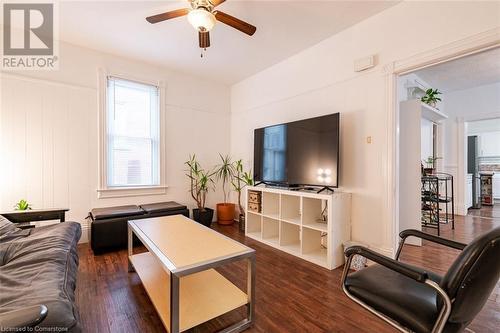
[422, 156, 441, 175]
[421, 88, 442, 108]
[14, 199, 32, 210]
[215, 154, 236, 225]
[185, 155, 215, 227]
[232, 159, 254, 232]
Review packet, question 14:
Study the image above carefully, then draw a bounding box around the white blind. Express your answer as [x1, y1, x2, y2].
[106, 77, 160, 187]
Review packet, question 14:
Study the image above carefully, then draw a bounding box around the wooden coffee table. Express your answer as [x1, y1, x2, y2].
[128, 215, 255, 333]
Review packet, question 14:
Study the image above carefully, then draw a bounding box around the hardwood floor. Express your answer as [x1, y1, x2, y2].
[76, 208, 500, 333]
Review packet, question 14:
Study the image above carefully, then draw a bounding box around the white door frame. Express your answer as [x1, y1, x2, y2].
[383, 28, 499, 256]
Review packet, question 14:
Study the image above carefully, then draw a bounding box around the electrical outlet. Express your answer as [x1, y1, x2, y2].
[366, 136, 372, 144]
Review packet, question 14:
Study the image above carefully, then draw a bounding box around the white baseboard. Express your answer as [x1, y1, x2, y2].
[369, 246, 395, 258]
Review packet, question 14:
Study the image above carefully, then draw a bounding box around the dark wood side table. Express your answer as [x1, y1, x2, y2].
[1, 208, 69, 229]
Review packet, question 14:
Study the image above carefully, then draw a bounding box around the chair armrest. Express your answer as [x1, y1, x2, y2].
[399, 229, 466, 250]
[0, 305, 48, 329]
[345, 246, 429, 282]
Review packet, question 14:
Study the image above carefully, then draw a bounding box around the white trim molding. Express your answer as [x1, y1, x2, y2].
[384, 28, 500, 255]
[97, 185, 168, 199]
[97, 68, 168, 199]
[393, 28, 500, 75]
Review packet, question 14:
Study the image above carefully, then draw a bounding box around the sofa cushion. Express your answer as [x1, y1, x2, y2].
[139, 201, 187, 214]
[0, 222, 82, 332]
[0, 215, 30, 244]
[91, 205, 144, 220]
[0, 215, 19, 238]
[345, 264, 439, 333]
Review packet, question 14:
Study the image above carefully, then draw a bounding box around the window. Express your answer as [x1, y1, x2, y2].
[105, 76, 160, 188]
[263, 125, 286, 182]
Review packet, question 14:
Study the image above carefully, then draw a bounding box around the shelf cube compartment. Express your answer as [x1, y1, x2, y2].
[280, 221, 301, 254]
[246, 212, 262, 239]
[281, 194, 301, 224]
[262, 216, 279, 245]
[302, 197, 328, 231]
[262, 192, 280, 219]
[301, 227, 327, 265]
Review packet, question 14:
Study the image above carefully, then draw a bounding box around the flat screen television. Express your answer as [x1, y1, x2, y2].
[253, 113, 340, 187]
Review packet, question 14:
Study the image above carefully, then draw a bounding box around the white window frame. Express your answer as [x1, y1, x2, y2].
[97, 69, 167, 198]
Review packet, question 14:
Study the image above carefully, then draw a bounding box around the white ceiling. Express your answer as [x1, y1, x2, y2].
[59, 1, 399, 85]
[416, 48, 500, 93]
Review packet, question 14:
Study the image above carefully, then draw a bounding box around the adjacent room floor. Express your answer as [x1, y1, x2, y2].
[76, 209, 500, 332]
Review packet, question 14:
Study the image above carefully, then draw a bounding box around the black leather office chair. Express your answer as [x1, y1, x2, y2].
[341, 227, 500, 333]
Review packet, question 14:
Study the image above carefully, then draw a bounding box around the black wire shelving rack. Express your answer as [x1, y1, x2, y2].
[421, 172, 455, 236]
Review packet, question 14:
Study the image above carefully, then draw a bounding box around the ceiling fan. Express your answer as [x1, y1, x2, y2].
[146, 0, 256, 53]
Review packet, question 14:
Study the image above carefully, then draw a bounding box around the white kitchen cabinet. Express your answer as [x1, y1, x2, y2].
[493, 174, 500, 200]
[466, 174, 473, 208]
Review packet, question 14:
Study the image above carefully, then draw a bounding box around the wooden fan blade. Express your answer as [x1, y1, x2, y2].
[199, 31, 210, 48]
[146, 8, 189, 24]
[215, 11, 256, 36]
[210, 0, 226, 6]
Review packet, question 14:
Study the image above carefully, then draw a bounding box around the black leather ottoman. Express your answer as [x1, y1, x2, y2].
[90, 202, 188, 253]
[140, 202, 189, 218]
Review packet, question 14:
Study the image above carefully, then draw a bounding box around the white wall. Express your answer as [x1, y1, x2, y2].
[0, 42, 231, 241]
[468, 118, 500, 134]
[399, 100, 422, 245]
[439, 82, 500, 212]
[230, 1, 500, 253]
[443, 82, 500, 168]
[421, 118, 434, 162]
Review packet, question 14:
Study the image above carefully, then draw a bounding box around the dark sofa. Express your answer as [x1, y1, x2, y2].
[0, 216, 81, 332]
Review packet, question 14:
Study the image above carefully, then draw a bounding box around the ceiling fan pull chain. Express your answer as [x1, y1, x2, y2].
[201, 48, 208, 58]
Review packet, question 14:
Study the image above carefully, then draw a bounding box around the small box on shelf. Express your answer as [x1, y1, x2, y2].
[248, 202, 261, 213]
[247, 190, 263, 213]
[248, 190, 262, 203]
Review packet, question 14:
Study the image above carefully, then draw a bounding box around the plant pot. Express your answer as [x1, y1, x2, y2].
[216, 203, 235, 225]
[423, 168, 434, 176]
[192, 208, 214, 227]
[238, 214, 245, 233]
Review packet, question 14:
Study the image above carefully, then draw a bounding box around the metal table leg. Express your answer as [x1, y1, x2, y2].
[127, 224, 134, 272]
[170, 274, 180, 333]
[219, 253, 256, 333]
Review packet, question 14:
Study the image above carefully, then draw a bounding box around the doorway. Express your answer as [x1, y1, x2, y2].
[465, 118, 500, 218]
[395, 47, 500, 241]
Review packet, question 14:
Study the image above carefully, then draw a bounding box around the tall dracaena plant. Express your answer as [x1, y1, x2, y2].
[215, 154, 235, 204]
[185, 155, 214, 212]
[232, 159, 253, 215]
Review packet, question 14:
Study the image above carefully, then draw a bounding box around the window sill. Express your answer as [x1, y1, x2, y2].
[97, 186, 168, 199]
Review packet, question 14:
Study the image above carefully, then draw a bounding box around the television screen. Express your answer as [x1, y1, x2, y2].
[253, 113, 340, 187]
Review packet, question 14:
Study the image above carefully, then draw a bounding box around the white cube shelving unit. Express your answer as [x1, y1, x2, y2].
[245, 186, 351, 270]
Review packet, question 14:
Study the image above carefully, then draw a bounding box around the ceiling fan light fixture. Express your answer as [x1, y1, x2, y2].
[188, 8, 216, 32]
